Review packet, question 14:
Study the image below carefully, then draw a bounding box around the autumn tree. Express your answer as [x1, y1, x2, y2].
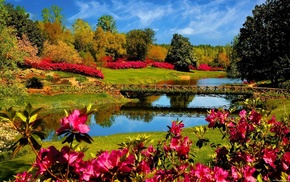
[126, 28, 155, 61]
[165, 34, 196, 72]
[235, 0, 290, 86]
[42, 40, 82, 64]
[72, 19, 94, 52]
[147, 44, 168, 61]
[41, 5, 63, 23]
[97, 15, 117, 33]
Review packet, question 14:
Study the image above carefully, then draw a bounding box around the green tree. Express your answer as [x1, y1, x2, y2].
[72, 19, 94, 52]
[235, 0, 290, 86]
[126, 28, 155, 61]
[4, 3, 44, 53]
[165, 34, 196, 72]
[41, 5, 63, 23]
[97, 15, 117, 33]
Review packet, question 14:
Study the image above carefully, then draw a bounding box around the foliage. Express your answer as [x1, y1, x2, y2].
[26, 77, 43, 89]
[42, 40, 82, 64]
[235, 0, 290, 86]
[17, 34, 40, 62]
[147, 44, 168, 61]
[41, 5, 63, 23]
[165, 34, 197, 72]
[126, 28, 155, 61]
[73, 19, 94, 52]
[97, 15, 118, 33]
[4, 3, 45, 52]
[25, 59, 104, 79]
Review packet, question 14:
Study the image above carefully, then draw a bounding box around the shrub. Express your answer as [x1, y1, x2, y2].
[151, 62, 174, 69]
[106, 61, 147, 69]
[26, 77, 43, 89]
[25, 59, 104, 79]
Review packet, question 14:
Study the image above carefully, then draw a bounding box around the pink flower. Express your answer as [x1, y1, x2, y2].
[282, 152, 290, 170]
[239, 110, 247, 119]
[243, 166, 256, 182]
[213, 166, 229, 182]
[262, 148, 277, 169]
[56, 109, 89, 134]
[14, 171, 32, 182]
[169, 121, 184, 137]
[192, 163, 212, 180]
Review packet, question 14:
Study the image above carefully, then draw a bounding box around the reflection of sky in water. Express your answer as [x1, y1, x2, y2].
[88, 78, 242, 137]
[89, 115, 207, 136]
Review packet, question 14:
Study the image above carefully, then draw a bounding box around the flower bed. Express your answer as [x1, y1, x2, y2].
[25, 59, 104, 79]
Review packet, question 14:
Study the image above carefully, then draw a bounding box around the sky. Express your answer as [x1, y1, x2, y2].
[6, 0, 265, 45]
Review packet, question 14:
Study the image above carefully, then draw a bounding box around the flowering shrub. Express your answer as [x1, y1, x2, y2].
[1, 102, 290, 181]
[106, 61, 147, 69]
[190, 64, 224, 71]
[151, 62, 174, 70]
[25, 59, 104, 79]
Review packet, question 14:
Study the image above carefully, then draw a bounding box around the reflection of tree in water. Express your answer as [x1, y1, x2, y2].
[122, 111, 154, 123]
[94, 104, 122, 127]
[166, 93, 195, 108]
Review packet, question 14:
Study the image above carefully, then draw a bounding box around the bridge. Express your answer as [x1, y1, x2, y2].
[110, 84, 289, 98]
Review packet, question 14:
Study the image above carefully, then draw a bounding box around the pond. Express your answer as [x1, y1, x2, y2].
[46, 78, 242, 140]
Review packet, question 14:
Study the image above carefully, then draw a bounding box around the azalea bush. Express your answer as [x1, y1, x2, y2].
[1, 102, 290, 181]
[106, 61, 147, 69]
[25, 59, 104, 79]
[151, 62, 174, 70]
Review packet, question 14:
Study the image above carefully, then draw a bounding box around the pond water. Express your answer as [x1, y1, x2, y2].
[45, 78, 242, 140]
[87, 78, 242, 137]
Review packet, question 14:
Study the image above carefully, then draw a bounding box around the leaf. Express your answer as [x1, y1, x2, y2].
[62, 133, 74, 144]
[0, 112, 10, 120]
[25, 103, 33, 114]
[30, 107, 43, 116]
[16, 112, 27, 122]
[29, 114, 38, 124]
[31, 134, 42, 150]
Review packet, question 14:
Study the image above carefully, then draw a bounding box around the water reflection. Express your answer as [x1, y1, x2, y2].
[45, 78, 243, 139]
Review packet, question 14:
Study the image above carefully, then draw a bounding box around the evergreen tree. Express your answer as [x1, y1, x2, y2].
[165, 34, 196, 72]
[235, 0, 290, 86]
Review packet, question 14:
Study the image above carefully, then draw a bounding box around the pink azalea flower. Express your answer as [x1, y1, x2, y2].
[282, 152, 290, 170]
[243, 166, 256, 182]
[192, 163, 212, 180]
[14, 171, 32, 182]
[262, 148, 277, 169]
[213, 166, 229, 182]
[56, 109, 89, 134]
[239, 110, 247, 119]
[170, 121, 184, 137]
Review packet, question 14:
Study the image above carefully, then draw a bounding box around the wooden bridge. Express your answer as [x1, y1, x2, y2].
[110, 84, 289, 98]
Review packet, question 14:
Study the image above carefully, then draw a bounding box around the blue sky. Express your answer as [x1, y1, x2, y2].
[6, 0, 265, 45]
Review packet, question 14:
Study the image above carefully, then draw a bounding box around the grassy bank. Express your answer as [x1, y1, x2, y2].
[0, 126, 226, 180]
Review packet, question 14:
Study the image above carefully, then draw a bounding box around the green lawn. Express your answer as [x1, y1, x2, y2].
[0, 126, 226, 181]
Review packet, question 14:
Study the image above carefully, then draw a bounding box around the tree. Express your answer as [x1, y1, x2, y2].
[97, 15, 117, 33]
[126, 28, 155, 61]
[72, 19, 94, 52]
[4, 3, 44, 53]
[41, 5, 63, 23]
[147, 44, 168, 61]
[235, 0, 290, 86]
[165, 34, 196, 72]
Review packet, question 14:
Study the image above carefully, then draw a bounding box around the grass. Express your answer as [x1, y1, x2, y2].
[0, 126, 226, 181]
[101, 67, 226, 84]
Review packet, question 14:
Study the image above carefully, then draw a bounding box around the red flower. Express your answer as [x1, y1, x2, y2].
[262, 148, 277, 169]
[243, 166, 256, 182]
[14, 171, 32, 182]
[213, 166, 229, 182]
[169, 121, 184, 137]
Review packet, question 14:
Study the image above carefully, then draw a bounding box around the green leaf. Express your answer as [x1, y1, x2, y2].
[29, 114, 38, 124]
[25, 103, 33, 114]
[30, 107, 43, 117]
[16, 112, 27, 122]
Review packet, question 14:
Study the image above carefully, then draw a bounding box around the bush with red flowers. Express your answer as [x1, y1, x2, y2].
[106, 61, 147, 69]
[25, 59, 104, 79]
[151, 62, 174, 70]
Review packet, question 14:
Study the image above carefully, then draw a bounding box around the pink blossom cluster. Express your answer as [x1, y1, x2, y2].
[13, 108, 290, 181]
[190, 64, 224, 71]
[151, 62, 175, 70]
[25, 59, 104, 79]
[106, 61, 147, 69]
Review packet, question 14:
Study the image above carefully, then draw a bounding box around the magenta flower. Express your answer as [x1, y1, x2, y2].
[213, 166, 229, 182]
[56, 109, 89, 134]
[282, 152, 290, 170]
[14, 171, 32, 182]
[262, 148, 277, 169]
[169, 121, 184, 137]
[243, 166, 256, 182]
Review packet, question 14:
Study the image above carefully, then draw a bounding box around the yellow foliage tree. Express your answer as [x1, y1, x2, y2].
[147, 44, 168, 61]
[42, 40, 82, 64]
